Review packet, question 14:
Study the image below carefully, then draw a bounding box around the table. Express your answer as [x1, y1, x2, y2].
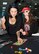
[0, 35, 39, 54]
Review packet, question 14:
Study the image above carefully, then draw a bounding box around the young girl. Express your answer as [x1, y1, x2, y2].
[1, 3, 23, 43]
[20, 6, 38, 37]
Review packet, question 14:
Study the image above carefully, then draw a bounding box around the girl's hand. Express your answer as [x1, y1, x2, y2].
[22, 31, 28, 35]
[20, 29, 23, 33]
[22, 31, 26, 35]
[18, 37, 23, 43]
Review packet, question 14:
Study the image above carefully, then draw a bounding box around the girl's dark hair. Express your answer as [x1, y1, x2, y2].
[5, 3, 18, 18]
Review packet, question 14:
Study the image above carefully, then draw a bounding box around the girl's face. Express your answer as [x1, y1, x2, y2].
[10, 8, 17, 18]
[23, 10, 30, 16]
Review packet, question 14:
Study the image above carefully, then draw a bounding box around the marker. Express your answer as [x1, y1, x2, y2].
[25, 48, 32, 52]
[19, 48, 25, 51]
[19, 48, 32, 52]
[15, 51, 22, 54]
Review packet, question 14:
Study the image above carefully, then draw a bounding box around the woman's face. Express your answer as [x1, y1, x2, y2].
[10, 8, 17, 18]
[23, 10, 30, 16]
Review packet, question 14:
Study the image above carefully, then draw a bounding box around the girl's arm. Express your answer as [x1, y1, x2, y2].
[16, 30, 23, 43]
[1, 16, 6, 30]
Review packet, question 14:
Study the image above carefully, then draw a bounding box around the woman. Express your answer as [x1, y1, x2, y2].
[1, 3, 23, 43]
[20, 6, 38, 37]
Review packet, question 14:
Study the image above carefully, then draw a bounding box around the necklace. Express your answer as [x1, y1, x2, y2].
[9, 18, 16, 25]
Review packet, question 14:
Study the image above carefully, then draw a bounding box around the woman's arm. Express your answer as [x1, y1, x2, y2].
[16, 31, 20, 39]
[16, 31, 23, 43]
[1, 16, 6, 30]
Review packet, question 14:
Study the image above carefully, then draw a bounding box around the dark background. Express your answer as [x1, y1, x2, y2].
[0, 0, 39, 17]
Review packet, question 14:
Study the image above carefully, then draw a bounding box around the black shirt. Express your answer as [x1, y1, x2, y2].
[5, 15, 22, 36]
[20, 13, 38, 37]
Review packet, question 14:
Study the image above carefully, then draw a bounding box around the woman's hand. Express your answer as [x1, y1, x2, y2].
[20, 29, 23, 33]
[20, 29, 28, 36]
[22, 31, 28, 36]
[22, 31, 26, 35]
[18, 37, 23, 43]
